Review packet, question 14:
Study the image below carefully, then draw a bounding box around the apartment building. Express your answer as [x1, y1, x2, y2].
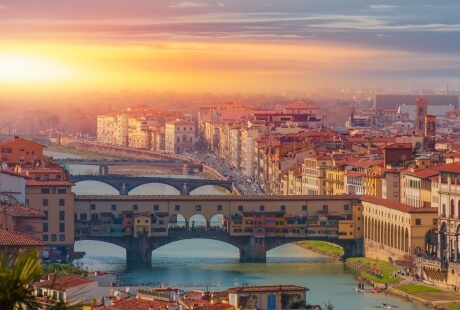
[165, 120, 196, 153]
[0, 136, 45, 165]
[24, 167, 75, 258]
[302, 154, 333, 195]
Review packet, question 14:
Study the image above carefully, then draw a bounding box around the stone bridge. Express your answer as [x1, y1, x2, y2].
[77, 230, 361, 263]
[70, 174, 234, 195]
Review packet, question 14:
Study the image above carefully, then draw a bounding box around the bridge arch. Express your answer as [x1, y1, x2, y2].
[128, 183, 180, 195]
[189, 185, 232, 195]
[72, 180, 119, 195]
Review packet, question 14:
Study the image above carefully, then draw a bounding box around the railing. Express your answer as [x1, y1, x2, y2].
[415, 257, 442, 267]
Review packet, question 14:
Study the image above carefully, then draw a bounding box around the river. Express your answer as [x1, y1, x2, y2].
[46, 150, 429, 309]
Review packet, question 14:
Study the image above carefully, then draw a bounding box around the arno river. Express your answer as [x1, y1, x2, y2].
[46, 150, 429, 309]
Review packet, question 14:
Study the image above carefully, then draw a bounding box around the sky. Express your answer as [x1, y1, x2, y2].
[0, 0, 459, 93]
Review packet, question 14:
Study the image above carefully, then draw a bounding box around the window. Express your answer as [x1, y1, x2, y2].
[59, 199, 65, 206]
[25, 199, 29, 206]
[175, 205, 180, 211]
[59, 223, 65, 232]
[154, 204, 159, 211]
[51, 234, 57, 241]
[59, 234, 65, 241]
[393, 192, 398, 197]
[415, 219, 421, 225]
[393, 182, 398, 187]
[43, 223, 48, 233]
[322, 205, 328, 211]
[41, 187, 50, 194]
[80, 213, 87, 220]
[57, 188, 66, 194]
[43, 211, 48, 220]
[111, 204, 117, 211]
[137, 220, 140, 223]
[433, 219, 438, 225]
[42, 199, 48, 206]
[260, 205, 265, 211]
[280, 205, 286, 211]
[133, 204, 138, 211]
[302, 205, 307, 211]
[59, 211, 65, 221]
[90, 204, 96, 210]
[43, 234, 48, 241]
[217, 204, 222, 211]
[238, 205, 243, 212]
[344, 204, 349, 211]
[196, 205, 201, 211]
[44, 175, 49, 180]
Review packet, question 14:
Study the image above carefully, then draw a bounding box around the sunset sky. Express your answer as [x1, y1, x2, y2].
[0, 0, 459, 92]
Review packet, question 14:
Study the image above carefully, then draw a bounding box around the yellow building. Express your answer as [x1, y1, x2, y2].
[361, 195, 437, 264]
[133, 213, 152, 238]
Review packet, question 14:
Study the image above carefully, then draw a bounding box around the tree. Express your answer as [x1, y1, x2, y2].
[324, 301, 335, 310]
[0, 249, 75, 310]
[0, 249, 42, 310]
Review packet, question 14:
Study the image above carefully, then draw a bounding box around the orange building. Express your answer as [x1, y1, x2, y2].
[0, 136, 45, 165]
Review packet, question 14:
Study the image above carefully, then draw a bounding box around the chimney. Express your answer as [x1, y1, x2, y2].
[48, 273, 55, 281]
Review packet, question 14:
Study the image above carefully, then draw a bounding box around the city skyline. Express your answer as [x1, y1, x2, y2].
[0, 1, 459, 92]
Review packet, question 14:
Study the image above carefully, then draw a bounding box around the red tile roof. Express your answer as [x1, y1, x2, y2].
[385, 143, 412, 149]
[405, 169, 439, 179]
[227, 284, 308, 293]
[34, 275, 96, 291]
[0, 229, 48, 246]
[1, 170, 30, 179]
[431, 162, 460, 173]
[284, 101, 319, 110]
[0, 205, 45, 217]
[346, 171, 365, 177]
[25, 180, 74, 186]
[0, 137, 45, 148]
[360, 195, 437, 213]
[104, 298, 170, 310]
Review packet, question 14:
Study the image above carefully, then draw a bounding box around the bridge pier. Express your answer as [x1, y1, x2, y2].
[342, 239, 365, 260]
[99, 165, 109, 175]
[239, 237, 267, 262]
[126, 235, 153, 263]
[120, 183, 129, 196]
[181, 182, 190, 195]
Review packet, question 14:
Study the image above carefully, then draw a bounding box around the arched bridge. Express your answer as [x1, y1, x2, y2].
[77, 230, 359, 263]
[70, 174, 234, 195]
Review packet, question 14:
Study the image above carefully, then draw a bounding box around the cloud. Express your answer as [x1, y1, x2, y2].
[169, 1, 209, 8]
[368, 5, 397, 11]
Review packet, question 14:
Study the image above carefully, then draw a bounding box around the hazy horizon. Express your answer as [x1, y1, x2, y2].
[1, 1, 459, 93]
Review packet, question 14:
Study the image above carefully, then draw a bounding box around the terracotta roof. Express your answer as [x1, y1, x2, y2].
[104, 298, 170, 310]
[180, 298, 211, 308]
[227, 284, 308, 293]
[404, 169, 439, 179]
[76, 194, 360, 202]
[385, 143, 412, 149]
[34, 275, 96, 291]
[0, 229, 48, 246]
[346, 171, 365, 177]
[431, 162, 460, 173]
[0, 137, 45, 148]
[0, 205, 45, 217]
[25, 180, 74, 186]
[284, 101, 319, 110]
[360, 195, 437, 213]
[1, 170, 30, 179]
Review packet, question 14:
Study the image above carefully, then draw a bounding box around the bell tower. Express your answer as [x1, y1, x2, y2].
[415, 96, 428, 136]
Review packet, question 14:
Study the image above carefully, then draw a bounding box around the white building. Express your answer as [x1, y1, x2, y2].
[165, 120, 196, 154]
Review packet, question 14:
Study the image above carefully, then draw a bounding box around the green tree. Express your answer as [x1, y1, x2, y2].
[0, 249, 75, 310]
[0, 249, 42, 310]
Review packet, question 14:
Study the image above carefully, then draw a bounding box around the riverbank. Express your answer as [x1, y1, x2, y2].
[296, 242, 460, 309]
[294, 240, 343, 261]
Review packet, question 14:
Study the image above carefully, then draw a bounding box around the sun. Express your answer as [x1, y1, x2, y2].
[0, 52, 74, 82]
